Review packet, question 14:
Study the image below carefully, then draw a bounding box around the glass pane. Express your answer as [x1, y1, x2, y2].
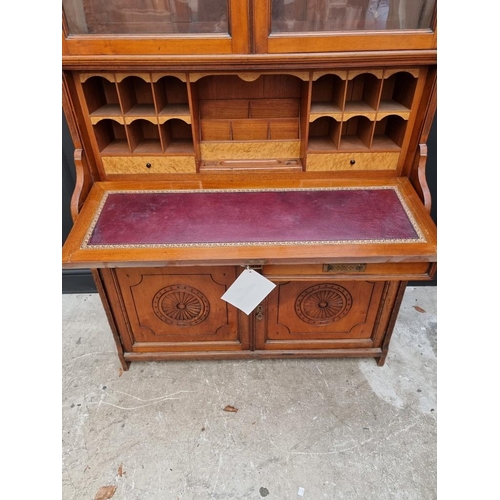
[63, 0, 229, 35]
[271, 0, 436, 33]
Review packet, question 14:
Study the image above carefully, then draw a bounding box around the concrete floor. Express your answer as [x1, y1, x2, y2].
[62, 286, 437, 500]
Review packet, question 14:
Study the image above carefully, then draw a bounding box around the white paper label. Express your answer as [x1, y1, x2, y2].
[221, 269, 276, 315]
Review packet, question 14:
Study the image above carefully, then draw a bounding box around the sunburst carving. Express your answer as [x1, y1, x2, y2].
[295, 284, 352, 325]
[153, 285, 210, 326]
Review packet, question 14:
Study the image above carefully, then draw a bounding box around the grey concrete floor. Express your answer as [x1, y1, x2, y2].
[62, 286, 437, 500]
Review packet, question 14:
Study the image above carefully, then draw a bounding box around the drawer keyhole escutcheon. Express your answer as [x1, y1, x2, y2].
[323, 263, 367, 273]
[255, 305, 264, 321]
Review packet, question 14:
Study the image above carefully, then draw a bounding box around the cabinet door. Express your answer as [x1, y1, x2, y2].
[254, 0, 437, 53]
[255, 280, 390, 350]
[111, 267, 250, 352]
[63, 0, 249, 55]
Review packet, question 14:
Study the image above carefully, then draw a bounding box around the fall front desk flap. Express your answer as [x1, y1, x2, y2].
[62, 179, 437, 268]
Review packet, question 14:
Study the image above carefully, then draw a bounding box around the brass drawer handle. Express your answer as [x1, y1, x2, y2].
[323, 264, 367, 273]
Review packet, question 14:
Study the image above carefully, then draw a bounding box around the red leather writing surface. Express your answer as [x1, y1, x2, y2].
[86, 188, 421, 247]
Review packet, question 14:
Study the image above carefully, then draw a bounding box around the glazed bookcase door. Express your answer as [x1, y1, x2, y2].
[62, 0, 250, 55]
[254, 0, 437, 53]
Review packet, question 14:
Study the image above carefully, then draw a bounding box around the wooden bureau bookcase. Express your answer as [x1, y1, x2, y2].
[62, 0, 437, 370]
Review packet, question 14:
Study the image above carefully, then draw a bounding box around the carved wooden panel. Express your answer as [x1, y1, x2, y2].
[256, 280, 387, 350]
[114, 267, 249, 351]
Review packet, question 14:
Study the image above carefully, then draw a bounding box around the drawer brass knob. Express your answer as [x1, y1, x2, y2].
[146, 163, 152, 168]
[350, 159, 356, 165]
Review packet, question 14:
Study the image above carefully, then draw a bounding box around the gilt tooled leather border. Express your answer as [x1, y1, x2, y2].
[81, 186, 426, 249]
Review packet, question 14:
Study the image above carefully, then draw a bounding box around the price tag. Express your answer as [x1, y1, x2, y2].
[221, 269, 276, 315]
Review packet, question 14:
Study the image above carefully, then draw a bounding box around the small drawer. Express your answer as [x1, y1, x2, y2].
[262, 262, 434, 281]
[102, 155, 196, 174]
[306, 152, 399, 171]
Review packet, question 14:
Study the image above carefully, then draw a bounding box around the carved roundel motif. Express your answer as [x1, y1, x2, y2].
[152, 285, 210, 326]
[295, 284, 352, 325]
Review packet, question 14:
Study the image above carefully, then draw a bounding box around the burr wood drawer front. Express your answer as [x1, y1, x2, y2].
[262, 262, 434, 281]
[306, 152, 400, 171]
[102, 156, 197, 174]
